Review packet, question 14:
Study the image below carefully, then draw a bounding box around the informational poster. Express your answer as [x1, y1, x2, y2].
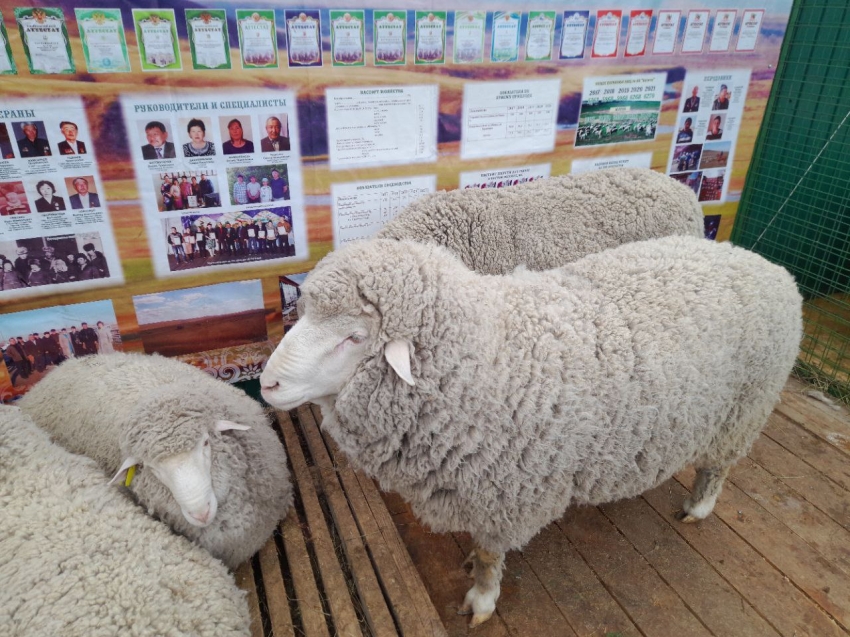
[592, 10, 622, 59]
[575, 73, 664, 147]
[331, 175, 436, 247]
[625, 10, 652, 58]
[236, 10, 278, 69]
[186, 9, 231, 70]
[709, 10, 737, 53]
[0, 11, 18, 74]
[560, 11, 589, 60]
[525, 11, 556, 62]
[652, 10, 680, 55]
[121, 91, 306, 277]
[737, 10, 765, 52]
[414, 11, 446, 65]
[571, 152, 652, 174]
[133, 9, 181, 71]
[667, 68, 751, 204]
[453, 11, 486, 64]
[15, 7, 74, 75]
[460, 163, 551, 189]
[373, 10, 406, 66]
[330, 10, 365, 67]
[0, 97, 123, 299]
[491, 12, 520, 63]
[75, 8, 131, 74]
[326, 85, 439, 169]
[681, 10, 710, 54]
[285, 11, 322, 67]
[461, 79, 560, 160]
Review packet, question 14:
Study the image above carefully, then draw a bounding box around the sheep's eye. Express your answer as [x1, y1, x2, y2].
[204, 439, 210, 447]
[347, 334, 364, 344]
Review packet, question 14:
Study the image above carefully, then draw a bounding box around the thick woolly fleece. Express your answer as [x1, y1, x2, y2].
[19, 352, 292, 570]
[377, 168, 704, 274]
[0, 406, 250, 637]
[303, 236, 802, 554]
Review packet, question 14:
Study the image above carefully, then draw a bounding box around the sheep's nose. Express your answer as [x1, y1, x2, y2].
[190, 504, 211, 524]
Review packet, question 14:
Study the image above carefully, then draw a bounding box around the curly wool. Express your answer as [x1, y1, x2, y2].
[377, 168, 704, 274]
[19, 352, 292, 570]
[0, 406, 250, 637]
[305, 236, 802, 553]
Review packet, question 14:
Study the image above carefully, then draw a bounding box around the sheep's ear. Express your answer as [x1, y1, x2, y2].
[385, 339, 415, 386]
[108, 457, 138, 486]
[216, 419, 252, 432]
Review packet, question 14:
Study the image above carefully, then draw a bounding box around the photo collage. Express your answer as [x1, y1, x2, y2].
[122, 92, 305, 277]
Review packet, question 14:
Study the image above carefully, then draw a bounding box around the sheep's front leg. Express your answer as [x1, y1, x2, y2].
[458, 547, 504, 627]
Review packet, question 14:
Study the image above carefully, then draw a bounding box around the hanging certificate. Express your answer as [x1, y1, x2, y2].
[491, 12, 520, 63]
[76, 9, 131, 74]
[625, 10, 652, 57]
[709, 10, 737, 53]
[525, 11, 555, 62]
[286, 10, 322, 67]
[736, 10, 764, 52]
[652, 10, 680, 55]
[592, 10, 621, 59]
[236, 10, 278, 68]
[15, 7, 75, 74]
[186, 9, 231, 70]
[0, 12, 16, 74]
[453, 11, 485, 64]
[330, 10, 365, 66]
[132, 9, 182, 71]
[414, 11, 446, 65]
[681, 10, 710, 54]
[373, 10, 406, 66]
[560, 11, 589, 60]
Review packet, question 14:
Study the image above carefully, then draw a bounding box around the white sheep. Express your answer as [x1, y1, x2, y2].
[19, 352, 292, 570]
[259, 235, 802, 626]
[0, 405, 251, 636]
[378, 167, 705, 274]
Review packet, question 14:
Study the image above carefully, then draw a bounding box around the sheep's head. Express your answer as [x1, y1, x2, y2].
[261, 239, 432, 410]
[109, 385, 251, 528]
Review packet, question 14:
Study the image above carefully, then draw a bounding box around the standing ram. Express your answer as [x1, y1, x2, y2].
[260, 236, 802, 626]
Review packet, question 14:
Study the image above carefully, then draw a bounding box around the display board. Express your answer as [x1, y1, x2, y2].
[0, 1, 792, 402]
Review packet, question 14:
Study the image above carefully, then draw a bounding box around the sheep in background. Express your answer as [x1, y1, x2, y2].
[377, 168, 705, 274]
[259, 236, 801, 626]
[20, 352, 292, 570]
[0, 405, 251, 637]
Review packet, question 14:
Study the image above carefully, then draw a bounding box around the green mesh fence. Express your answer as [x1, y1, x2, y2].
[732, 0, 850, 402]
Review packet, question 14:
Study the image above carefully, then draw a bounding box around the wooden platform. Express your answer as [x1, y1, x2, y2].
[237, 378, 850, 636]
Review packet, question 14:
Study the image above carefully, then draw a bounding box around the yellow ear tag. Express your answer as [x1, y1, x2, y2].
[124, 465, 137, 487]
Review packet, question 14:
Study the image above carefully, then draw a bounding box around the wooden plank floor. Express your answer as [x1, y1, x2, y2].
[235, 377, 850, 636]
[235, 405, 447, 637]
[380, 377, 850, 637]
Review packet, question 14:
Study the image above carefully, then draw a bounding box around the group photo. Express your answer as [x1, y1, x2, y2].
[153, 171, 221, 212]
[163, 206, 295, 271]
[0, 233, 110, 291]
[0, 299, 120, 390]
[575, 99, 660, 147]
[226, 164, 290, 206]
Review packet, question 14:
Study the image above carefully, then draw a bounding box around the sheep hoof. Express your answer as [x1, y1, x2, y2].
[469, 610, 495, 628]
[458, 601, 473, 616]
[675, 509, 698, 524]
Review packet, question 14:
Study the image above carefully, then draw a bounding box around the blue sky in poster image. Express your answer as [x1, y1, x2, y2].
[0, 300, 117, 342]
[133, 280, 264, 325]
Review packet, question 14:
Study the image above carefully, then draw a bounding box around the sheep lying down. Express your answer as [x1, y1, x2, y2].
[20, 352, 292, 570]
[260, 236, 802, 626]
[378, 167, 705, 274]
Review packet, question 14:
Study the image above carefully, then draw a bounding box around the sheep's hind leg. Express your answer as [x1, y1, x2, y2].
[676, 466, 730, 523]
[458, 547, 504, 627]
